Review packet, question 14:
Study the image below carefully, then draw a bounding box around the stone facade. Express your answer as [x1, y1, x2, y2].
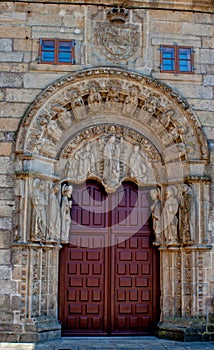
[0, 0, 213, 344]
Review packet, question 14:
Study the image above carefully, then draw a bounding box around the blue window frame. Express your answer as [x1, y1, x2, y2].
[160, 46, 193, 73]
[39, 39, 75, 64]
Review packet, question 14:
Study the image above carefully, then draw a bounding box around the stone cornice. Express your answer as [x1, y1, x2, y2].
[7, 0, 213, 13]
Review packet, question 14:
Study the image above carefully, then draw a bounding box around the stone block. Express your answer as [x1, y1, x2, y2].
[0, 217, 13, 230]
[171, 83, 213, 99]
[0, 52, 24, 63]
[0, 26, 31, 39]
[0, 266, 11, 279]
[151, 36, 201, 48]
[23, 73, 63, 89]
[183, 23, 213, 36]
[193, 13, 213, 24]
[204, 75, 214, 86]
[0, 250, 11, 265]
[0, 102, 29, 118]
[0, 188, 15, 201]
[189, 99, 214, 112]
[0, 201, 15, 217]
[0, 73, 23, 88]
[26, 14, 61, 26]
[12, 265, 22, 280]
[5, 88, 41, 103]
[0, 175, 14, 187]
[0, 333, 19, 342]
[0, 295, 10, 311]
[0, 230, 12, 249]
[0, 280, 17, 294]
[0, 63, 28, 73]
[0, 157, 14, 173]
[0, 39, 12, 52]
[11, 295, 21, 310]
[13, 39, 31, 52]
[200, 49, 214, 65]
[150, 21, 182, 34]
[203, 126, 214, 141]
[202, 38, 214, 49]
[0, 118, 20, 132]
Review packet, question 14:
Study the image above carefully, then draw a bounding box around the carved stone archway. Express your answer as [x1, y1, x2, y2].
[14, 68, 211, 342]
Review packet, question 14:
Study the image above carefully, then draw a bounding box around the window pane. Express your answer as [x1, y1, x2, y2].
[59, 41, 72, 52]
[179, 48, 191, 60]
[42, 51, 54, 62]
[162, 47, 175, 59]
[58, 52, 72, 63]
[163, 59, 175, 71]
[179, 60, 192, 72]
[42, 40, 55, 51]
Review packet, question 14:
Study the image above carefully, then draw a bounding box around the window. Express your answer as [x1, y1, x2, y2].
[39, 39, 75, 64]
[160, 46, 193, 73]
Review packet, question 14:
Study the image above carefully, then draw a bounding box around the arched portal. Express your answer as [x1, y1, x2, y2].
[59, 179, 159, 335]
[14, 68, 211, 341]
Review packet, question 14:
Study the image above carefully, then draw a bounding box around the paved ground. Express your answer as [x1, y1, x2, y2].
[33, 336, 214, 350]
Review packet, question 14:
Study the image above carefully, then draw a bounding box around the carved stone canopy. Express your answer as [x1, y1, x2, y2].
[16, 68, 209, 185]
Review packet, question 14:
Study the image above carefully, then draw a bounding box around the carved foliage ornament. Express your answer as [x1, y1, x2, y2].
[16, 68, 208, 162]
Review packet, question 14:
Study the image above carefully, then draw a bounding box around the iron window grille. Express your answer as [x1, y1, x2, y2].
[160, 45, 194, 73]
[39, 39, 75, 64]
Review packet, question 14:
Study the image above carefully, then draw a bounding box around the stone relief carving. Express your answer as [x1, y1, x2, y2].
[162, 185, 179, 246]
[47, 183, 61, 242]
[31, 179, 47, 242]
[93, 22, 140, 62]
[150, 188, 162, 246]
[62, 129, 154, 193]
[16, 69, 208, 164]
[61, 184, 73, 243]
[180, 184, 196, 245]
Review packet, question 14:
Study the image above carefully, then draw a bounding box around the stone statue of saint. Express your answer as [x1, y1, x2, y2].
[47, 183, 61, 242]
[31, 179, 47, 241]
[150, 188, 162, 246]
[162, 185, 179, 246]
[88, 86, 102, 112]
[61, 184, 73, 243]
[103, 136, 116, 181]
[46, 119, 62, 142]
[78, 143, 96, 179]
[180, 184, 196, 244]
[129, 145, 147, 182]
[123, 87, 138, 116]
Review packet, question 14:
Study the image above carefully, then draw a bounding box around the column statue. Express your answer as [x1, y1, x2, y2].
[61, 184, 73, 243]
[150, 188, 162, 246]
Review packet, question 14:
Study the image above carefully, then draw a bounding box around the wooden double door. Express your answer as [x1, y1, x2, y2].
[59, 180, 159, 335]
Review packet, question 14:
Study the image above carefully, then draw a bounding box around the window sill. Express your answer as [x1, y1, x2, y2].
[152, 71, 202, 82]
[29, 62, 82, 72]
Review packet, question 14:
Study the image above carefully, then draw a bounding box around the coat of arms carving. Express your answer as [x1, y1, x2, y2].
[93, 22, 140, 62]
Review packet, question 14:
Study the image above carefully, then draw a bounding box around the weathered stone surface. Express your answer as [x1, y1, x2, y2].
[0, 218, 13, 231]
[0, 143, 12, 156]
[0, 230, 12, 249]
[0, 73, 23, 88]
[0, 26, 31, 39]
[0, 52, 24, 63]
[204, 76, 214, 86]
[0, 39, 12, 52]
[0, 250, 11, 265]
[0, 266, 11, 279]
[23, 73, 63, 89]
[0, 102, 29, 118]
[182, 23, 213, 36]
[5, 88, 41, 103]
[0, 119, 20, 132]
[0, 280, 17, 294]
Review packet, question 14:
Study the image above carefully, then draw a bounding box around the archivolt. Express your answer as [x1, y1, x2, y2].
[16, 67, 209, 184]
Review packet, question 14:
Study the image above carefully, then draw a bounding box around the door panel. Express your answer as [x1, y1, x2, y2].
[59, 180, 159, 336]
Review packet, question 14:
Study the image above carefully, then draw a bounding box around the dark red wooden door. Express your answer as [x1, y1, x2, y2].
[59, 180, 159, 336]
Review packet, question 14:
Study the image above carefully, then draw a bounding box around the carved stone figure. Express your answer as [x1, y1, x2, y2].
[37, 137, 56, 158]
[129, 145, 147, 182]
[150, 188, 162, 246]
[103, 135, 116, 181]
[46, 119, 62, 142]
[88, 86, 102, 112]
[180, 184, 196, 244]
[53, 104, 72, 129]
[31, 179, 47, 241]
[123, 87, 139, 116]
[70, 91, 85, 120]
[61, 184, 73, 243]
[162, 185, 179, 246]
[78, 143, 96, 179]
[47, 183, 61, 242]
